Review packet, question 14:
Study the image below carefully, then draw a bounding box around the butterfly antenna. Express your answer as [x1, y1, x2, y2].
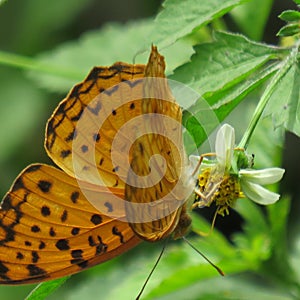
[209, 206, 220, 235]
[136, 238, 169, 300]
[182, 236, 225, 276]
[191, 152, 216, 178]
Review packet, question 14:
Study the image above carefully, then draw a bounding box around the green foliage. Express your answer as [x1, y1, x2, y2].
[230, 0, 273, 41]
[279, 10, 300, 22]
[277, 5, 300, 37]
[151, 0, 246, 47]
[277, 23, 300, 37]
[25, 277, 70, 300]
[0, 0, 299, 299]
[265, 61, 300, 136]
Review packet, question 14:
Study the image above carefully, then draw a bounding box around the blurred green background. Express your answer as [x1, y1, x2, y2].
[0, 0, 299, 299]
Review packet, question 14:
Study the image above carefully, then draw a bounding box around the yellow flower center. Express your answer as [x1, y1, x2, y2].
[195, 167, 244, 216]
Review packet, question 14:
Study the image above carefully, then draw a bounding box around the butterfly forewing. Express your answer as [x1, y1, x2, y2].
[45, 63, 145, 188]
[124, 46, 192, 242]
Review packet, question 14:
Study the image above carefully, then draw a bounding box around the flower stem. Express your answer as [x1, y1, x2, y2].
[238, 41, 300, 149]
[0, 50, 83, 80]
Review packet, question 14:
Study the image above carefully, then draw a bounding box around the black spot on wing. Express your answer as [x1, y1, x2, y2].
[70, 107, 83, 122]
[31, 225, 40, 233]
[61, 210, 68, 222]
[122, 78, 143, 88]
[41, 206, 51, 217]
[71, 249, 83, 259]
[90, 214, 102, 225]
[104, 202, 113, 213]
[71, 227, 80, 235]
[56, 239, 70, 251]
[65, 128, 77, 142]
[11, 177, 25, 191]
[103, 85, 119, 96]
[88, 236, 96, 247]
[112, 226, 125, 244]
[0, 261, 10, 280]
[71, 191, 79, 203]
[87, 100, 102, 115]
[27, 264, 47, 277]
[81, 145, 88, 153]
[37, 180, 52, 193]
[39, 241, 46, 250]
[26, 165, 42, 173]
[16, 252, 24, 260]
[60, 150, 71, 158]
[32, 251, 39, 263]
[95, 236, 108, 254]
[99, 158, 104, 166]
[93, 133, 100, 142]
[49, 227, 56, 237]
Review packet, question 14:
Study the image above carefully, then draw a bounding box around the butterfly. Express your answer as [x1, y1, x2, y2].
[0, 46, 194, 284]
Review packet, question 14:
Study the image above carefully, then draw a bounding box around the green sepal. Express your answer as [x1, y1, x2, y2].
[279, 10, 300, 22]
[277, 23, 300, 37]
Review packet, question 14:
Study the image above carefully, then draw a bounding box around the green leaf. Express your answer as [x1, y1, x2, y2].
[173, 31, 285, 150]
[142, 219, 239, 299]
[268, 197, 290, 247]
[233, 199, 272, 270]
[279, 10, 300, 22]
[277, 23, 300, 37]
[146, 274, 292, 300]
[236, 199, 269, 240]
[293, 0, 300, 5]
[26, 19, 194, 93]
[25, 277, 69, 300]
[267, 197, 291, 261]
[265, 62, 300, 137]
[182, 61, 279, 152]
[231, 0, 273, 41]
[47, 239, 233, 300]
[262, 197, 300, 293]
[290, 235, 300, 292]
[247, 115, 285, 168]
[0, 0, 7, 5]
[152, 0, 246, 48]
[171, 31, 281, 95]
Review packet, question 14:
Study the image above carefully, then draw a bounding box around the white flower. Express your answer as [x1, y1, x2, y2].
[239, 168, 285, 205]
[191, 124, 285, 214]
[215, 123, 235, 170]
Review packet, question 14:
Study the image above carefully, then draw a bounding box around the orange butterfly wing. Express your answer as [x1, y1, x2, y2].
[125, 46, 193, 242]
[45, 61, 145, 188]
[0, 46, 193, 285]
[0, 56, 149, 284]
[0, 164, 140, 284]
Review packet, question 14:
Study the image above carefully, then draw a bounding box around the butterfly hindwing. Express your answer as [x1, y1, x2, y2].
[0, 164, 140, 284]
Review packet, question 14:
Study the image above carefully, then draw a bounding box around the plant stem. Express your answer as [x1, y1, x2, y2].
[0, 50, 83, 80]
[238, 41, 300, 149]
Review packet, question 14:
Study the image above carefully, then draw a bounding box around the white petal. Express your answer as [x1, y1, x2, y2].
[215, 124, 235, 169]
[239, 168, 285, 185]
[241, 180, 281, 205]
